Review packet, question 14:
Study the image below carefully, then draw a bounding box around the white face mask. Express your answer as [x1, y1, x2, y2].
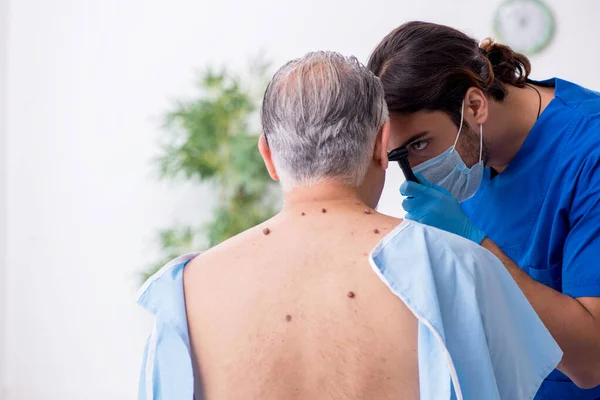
[413, 100, 484, 202]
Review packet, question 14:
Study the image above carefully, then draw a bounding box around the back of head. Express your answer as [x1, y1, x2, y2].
[367, 21, 531, 125]
[261, 51, 388, 191]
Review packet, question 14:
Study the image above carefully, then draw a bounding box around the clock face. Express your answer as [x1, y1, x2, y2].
[494, 0, 555, 54]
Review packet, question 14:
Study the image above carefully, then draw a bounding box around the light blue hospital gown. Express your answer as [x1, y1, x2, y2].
[138, 220, 562, 400]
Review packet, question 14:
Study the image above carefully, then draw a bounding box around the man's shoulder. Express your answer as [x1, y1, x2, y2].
[375, 220, 491, 260]
[183, 223, 267, 287]
[192, 224, 263, 261]
[371, 220, 506, 290]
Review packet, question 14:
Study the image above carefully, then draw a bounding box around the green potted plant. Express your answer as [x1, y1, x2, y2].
[143, 59, 278, 281]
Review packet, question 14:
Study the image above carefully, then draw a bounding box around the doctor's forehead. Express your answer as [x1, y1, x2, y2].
[388, 111, 457, 142]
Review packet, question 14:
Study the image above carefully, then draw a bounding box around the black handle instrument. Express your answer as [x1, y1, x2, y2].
[388, 147, 419, 183]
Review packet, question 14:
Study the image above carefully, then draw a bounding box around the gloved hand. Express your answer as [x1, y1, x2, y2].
[400, 173, 486, 244]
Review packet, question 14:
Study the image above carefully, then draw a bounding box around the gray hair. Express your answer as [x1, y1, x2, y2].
[260, 51, 389, 191]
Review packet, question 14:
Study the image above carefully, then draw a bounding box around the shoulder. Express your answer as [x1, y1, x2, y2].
[371, 220, 503, 287]
[553, 78, 600, 129]
[137, 254, 201, 305]
[371, 213, 406, 233]
[555, 78, 600, 108]
[374, 220, 495, 262]
[182, 223, 267, 290]
[541, 79, 600, 173]
[137, 253, 201, 335]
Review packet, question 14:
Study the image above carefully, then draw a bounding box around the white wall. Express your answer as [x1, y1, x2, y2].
[2, 0, 599, 398]
[0, 0, 8, 397]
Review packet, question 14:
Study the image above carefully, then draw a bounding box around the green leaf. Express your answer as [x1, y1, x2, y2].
[143, 55, 279, 283]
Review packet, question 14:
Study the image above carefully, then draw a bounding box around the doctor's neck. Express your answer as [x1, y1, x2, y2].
[484, 83, 554, 173]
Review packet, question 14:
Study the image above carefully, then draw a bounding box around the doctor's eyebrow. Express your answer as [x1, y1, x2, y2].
[399, 131, 429, 149]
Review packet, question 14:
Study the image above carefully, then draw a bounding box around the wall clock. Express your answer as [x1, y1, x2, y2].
[493, 0, 556, 55]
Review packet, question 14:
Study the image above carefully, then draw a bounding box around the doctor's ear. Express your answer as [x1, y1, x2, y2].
[464, 87, 489, 125]
[258, 135, 279, 181]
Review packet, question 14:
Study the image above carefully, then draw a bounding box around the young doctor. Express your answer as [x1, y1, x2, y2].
[368, 21, 600, 400]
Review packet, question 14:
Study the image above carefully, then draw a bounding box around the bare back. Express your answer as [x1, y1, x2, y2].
[184, 203, 419, 399]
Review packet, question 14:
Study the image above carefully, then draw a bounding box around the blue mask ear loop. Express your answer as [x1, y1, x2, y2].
[479, 123, 483, 163]
[451, 99, 483, 164]
[450, 100, 465, 153]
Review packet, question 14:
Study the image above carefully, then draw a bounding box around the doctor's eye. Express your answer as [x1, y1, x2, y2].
[410, 140, 428, 151]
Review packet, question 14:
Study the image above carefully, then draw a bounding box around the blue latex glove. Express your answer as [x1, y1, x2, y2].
[400, 173, 487, 244]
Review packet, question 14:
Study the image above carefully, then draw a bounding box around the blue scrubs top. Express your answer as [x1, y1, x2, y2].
[462, 78, 600, 399]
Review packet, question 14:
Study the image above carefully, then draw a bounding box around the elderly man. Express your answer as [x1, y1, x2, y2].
[138, 51, 561, 400]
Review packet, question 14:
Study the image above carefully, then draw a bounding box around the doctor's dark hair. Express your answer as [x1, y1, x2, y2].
[367, 21, 532, 126]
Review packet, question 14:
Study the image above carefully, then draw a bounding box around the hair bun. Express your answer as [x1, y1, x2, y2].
[479, 38, 530, 88]
[479, 38, 495, 56]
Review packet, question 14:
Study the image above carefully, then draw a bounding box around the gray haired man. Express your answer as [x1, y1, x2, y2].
[138, 51, 561, 400]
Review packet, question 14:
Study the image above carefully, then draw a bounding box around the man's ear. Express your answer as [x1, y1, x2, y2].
[258, 135, 279, 181]
[373, 121, 391, 170]
[465, 87, 489, 126]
